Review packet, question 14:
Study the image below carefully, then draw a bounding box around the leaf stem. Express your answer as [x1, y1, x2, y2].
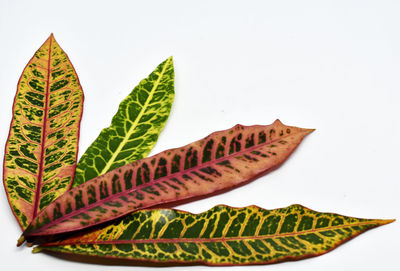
[17, 235, 25, 247]
[32, 247, 42, 253]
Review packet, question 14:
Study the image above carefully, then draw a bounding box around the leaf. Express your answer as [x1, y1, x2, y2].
[21, 120, 313, 241]
[32, 204, 394, 265]
[3, 34, 84, 230]
[73, 57, 174, 188]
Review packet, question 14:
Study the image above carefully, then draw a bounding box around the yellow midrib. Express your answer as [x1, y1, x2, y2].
[99, 59, 171, 175]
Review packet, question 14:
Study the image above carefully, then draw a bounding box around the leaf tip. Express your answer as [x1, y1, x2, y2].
[16, 235, 25, 247]
[47, 33, 55, 41]
[44, 33, 56, 46]
[379, 218, 395, 226]
[274, 119, 315, 134]
[305, 128, 316, 134]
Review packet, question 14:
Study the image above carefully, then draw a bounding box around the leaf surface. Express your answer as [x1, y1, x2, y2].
[3, 34, 84, 230]
[23, 120, 313, 240]
[33, 204, 394, 265]
[73, 57, 174, 188]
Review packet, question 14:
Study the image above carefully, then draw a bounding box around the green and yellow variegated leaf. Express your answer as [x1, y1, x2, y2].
[73, 57, 174, 188]
[3, 34, 84, 230]
[33, 204, 394, 265]
[21, 120, 312, 242]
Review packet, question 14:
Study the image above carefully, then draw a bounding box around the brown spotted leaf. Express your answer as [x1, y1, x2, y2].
[33, 204, 394, 265]
[22, 120, 312, 242]
[3, 34, 84, 230]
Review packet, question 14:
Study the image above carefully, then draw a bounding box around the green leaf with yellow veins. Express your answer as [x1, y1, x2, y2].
[3, 34, 84, 230]
[33, 204, 394, 266]
[72, 57, 174, 187]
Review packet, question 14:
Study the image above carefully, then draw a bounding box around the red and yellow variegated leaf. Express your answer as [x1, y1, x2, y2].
[22, 120, 313, 242]
[33, 204, 394, 265]
[3, 34, 84, 230]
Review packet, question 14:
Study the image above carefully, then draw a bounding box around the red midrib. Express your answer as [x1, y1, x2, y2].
[32, 37, 52, 218]
[40, 220, 380, 247]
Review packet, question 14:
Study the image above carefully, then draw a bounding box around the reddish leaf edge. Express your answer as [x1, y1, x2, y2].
[3, 33, 85, 231]
[31, 204, 395, 266]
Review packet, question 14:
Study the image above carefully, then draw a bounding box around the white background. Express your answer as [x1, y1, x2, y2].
[0, 0, 399, 270]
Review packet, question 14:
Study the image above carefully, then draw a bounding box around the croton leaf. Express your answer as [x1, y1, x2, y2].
[21, 120, 313, 242]
[3, 34, 84, 230]
[32, 204, 394, 265]
[73, 57, 174, 188]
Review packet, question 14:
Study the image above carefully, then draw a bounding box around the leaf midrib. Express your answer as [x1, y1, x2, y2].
[28, 129, 309, 236]
[98, 58, 171, 176]
[40, 220, 384, 246]
[32, 37, 52, 218]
